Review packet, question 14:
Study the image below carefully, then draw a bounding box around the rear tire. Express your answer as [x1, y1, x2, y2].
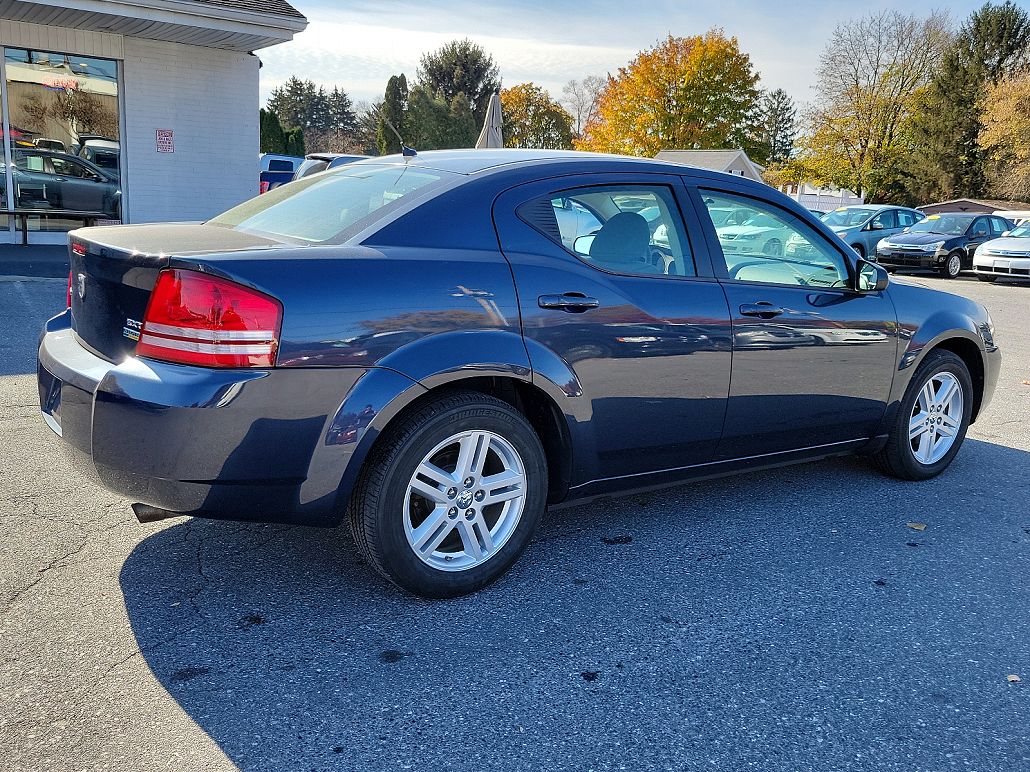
[348, 390, 547, 598]
[976, 273, 998, 282]
[873, 350, 972, 480]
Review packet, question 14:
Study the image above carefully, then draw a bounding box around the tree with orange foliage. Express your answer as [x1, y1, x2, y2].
[980, 73, 1030, 199]
[575, 30, 760, 157]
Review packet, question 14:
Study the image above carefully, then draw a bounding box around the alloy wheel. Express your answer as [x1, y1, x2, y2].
[909, 371, 963, 465]
[403, 430, 527, 571]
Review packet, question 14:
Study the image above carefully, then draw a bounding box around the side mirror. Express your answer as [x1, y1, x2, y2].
[573, 234, 595, 256]
[856, 258, 889, 292]
[868, 221, 884, 231]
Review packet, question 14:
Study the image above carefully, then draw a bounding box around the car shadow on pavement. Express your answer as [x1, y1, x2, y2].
[119, 439, 1030, 771]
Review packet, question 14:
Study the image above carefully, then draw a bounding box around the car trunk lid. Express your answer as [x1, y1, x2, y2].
[69, 223, 283, 362]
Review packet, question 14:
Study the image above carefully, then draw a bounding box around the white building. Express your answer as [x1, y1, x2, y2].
[655, 149, 766, 184]
[0, 0, 306, 244]
[779, 182, 864, 212]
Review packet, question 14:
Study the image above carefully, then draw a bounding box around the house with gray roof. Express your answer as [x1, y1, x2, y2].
[654, 149, 766, 183]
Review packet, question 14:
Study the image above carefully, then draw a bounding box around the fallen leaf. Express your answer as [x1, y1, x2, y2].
[907, 522, 927, 531]
[1007, 674, 1021, 683]
[1022, 380, 1030, 386]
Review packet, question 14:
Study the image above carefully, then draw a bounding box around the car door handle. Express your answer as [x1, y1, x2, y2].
[538, 293, 600, 312]
[739, 302, 785, 319]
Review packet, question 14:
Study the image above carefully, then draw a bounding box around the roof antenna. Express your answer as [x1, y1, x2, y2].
[379, 111, 417, 160]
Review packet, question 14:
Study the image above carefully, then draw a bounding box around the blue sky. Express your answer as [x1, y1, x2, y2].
[259, 1, 989, 108]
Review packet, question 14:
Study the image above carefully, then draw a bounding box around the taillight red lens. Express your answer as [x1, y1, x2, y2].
[66, 270, 73, 308]
[136, 269, 282, 368]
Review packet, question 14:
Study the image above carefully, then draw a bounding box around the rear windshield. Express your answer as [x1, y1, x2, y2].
[209, 163, 449, 243]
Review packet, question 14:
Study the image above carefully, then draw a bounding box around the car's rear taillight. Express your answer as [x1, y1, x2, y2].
[136, 269, 282, 368]
[66, 270, 73, 308]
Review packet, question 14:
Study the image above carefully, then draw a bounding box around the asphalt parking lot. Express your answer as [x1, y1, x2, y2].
[1, 272, 1027, 771]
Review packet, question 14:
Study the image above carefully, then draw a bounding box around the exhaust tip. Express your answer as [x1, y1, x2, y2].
[131, 503, 181, 524]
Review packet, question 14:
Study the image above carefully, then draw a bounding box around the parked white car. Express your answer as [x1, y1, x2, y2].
[973, 223, 1030, 282]
[717, 212, 791, 257]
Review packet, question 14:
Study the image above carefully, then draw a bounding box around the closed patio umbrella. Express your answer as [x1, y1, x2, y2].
[475, 92, 503, 149]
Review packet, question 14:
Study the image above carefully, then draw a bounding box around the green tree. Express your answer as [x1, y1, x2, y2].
[377, 74, 409, 155]
[908, 1, 1030, 200]
[259, 107, 286, 153]
[757, 88, 797, 165]
[577, 31, 760, 157]
[284, 126, 305, 156]
[500, 83, 574, 149]
[803, 10, 950, 202]
[406, 87, 477, 150]
[267, 76, 330, 132]
[416, 39, 501, 124]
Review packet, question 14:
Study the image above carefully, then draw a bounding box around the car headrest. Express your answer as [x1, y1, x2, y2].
[589, 212, 650, 264]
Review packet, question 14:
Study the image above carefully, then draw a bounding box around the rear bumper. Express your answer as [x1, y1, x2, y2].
[37, 311, 367, 526]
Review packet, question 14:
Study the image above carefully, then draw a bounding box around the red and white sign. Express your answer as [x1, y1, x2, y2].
[156, 129, 174, 153]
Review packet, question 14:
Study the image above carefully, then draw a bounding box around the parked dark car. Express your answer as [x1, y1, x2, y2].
[873, 212, 1013, 278]
[38, 150, 1000, 597]
[7, 148, 120, 218]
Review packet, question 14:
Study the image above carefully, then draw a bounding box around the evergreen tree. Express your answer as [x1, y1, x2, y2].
[284, 127, 306, 157]
[908, 1, 1030, 199]
[267, 76, 331, 132]
[377, 74, 409, 155]
[259, 108, 286, 154]
[416, 40, 501, 124]
[406, 87, 478, 150]
[758, 89, 797, 165]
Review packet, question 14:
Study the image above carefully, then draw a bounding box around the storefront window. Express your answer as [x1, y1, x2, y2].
[2, 48, 121, 232]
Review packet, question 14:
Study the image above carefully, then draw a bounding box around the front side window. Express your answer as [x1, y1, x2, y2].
[51, 157, 88, 178]
[209, 163, 449, 243]
[871, 210, 897, 230]
[701, 190, 849, 288]
[519, 184, 695, 278]
[970, 218, 990, 237]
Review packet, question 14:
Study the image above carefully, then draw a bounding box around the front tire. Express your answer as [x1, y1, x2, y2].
[851, 243, 866, 259]
[873, 350, 972, 480]
[348, 390, 547, 598]
[939, 251, 963, 279]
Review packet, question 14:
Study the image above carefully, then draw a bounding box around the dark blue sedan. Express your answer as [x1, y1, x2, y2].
[38, 150, 1000, 597]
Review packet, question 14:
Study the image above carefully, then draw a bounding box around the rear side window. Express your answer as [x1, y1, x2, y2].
[209, 164, 448, 243]
[518, 185, 696, 278]
[267, 159, 294, 172]
[990, 217, 1010, 235]
[898, 210, 920, 227]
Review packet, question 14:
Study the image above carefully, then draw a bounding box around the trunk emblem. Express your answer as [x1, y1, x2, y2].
[77, 273, 86, 300]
